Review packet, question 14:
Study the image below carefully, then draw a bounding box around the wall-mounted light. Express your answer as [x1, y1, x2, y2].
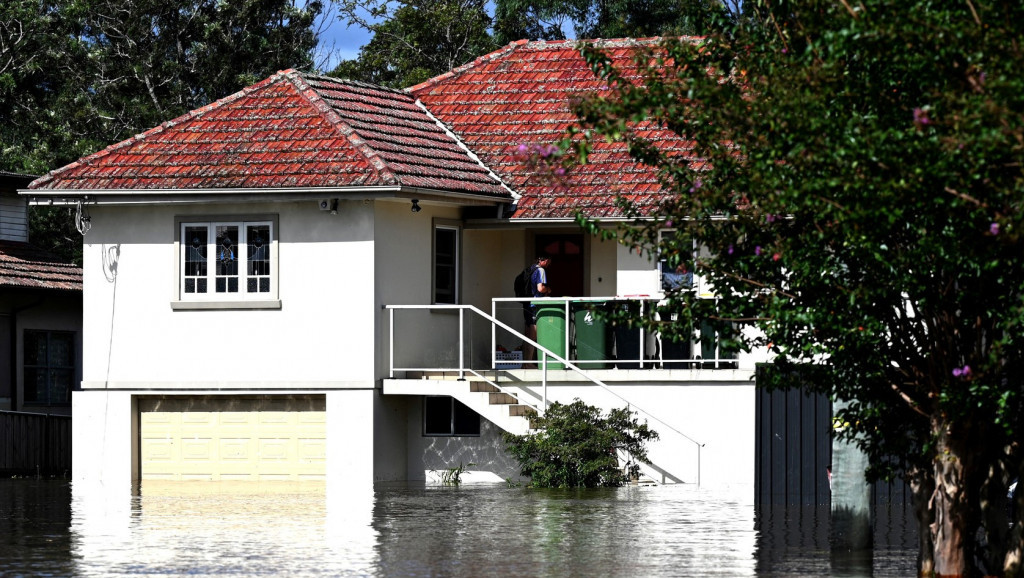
[411, 199, 421, 213]
[318, 198, 338, 214]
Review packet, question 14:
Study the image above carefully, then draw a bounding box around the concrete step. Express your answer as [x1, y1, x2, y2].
[488, 392, 518, 405]
[508, 405, 537, 417]
[470, 383, 500, 393]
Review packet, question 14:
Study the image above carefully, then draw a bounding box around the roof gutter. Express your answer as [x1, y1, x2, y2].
[19, 186, 510, 207]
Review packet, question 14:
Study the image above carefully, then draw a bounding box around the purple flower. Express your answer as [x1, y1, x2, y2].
[952, 368, 962, 377]
[952, 365, 971, 378]
[990, 222, 1000, 235]
[553, 167, 566, 176]
[689, 178, 703, 193]
[755, 246, 762, 256]
[766, 214, 777, 223]
[727, 244, 734, 255]
[665, 220, 673, 227]
[517, 144, 529, 154]
[913, 107, 931, 126]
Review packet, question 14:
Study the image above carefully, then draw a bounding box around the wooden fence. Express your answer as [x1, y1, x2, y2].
[0, 411, 71, 477]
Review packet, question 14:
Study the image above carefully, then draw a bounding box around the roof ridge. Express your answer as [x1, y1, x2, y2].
[29, 71, 294, 190]
[406, 37, 680, 96]
[281, 70, 400, 186]
[407, 39, 531, 94]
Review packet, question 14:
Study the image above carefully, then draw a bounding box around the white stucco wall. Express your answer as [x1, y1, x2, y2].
[81, 200, 376, 388]
[401, 395, 524, 483]
[615, 242, 660, 296]
[499, 381, 756, 492]
[72, 390, 136, 487]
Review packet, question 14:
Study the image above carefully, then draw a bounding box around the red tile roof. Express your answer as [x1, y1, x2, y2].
[410, 38, 705, 220]
[30, 72, 508, 199]
[0, 241, 82, 292]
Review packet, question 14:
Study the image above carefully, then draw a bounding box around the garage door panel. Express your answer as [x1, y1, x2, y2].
[139, 395, 326, 482]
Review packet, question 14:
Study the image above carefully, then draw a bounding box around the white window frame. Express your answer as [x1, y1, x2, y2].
[172, 214, 281, 310]
[432, 221, 460, 305]
[658, 228, 714, 298]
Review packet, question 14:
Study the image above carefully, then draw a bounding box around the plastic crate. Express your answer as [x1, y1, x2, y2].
[495, 351, 523, 369]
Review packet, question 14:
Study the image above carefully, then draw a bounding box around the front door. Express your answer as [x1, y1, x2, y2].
[535, 234, 584, 297]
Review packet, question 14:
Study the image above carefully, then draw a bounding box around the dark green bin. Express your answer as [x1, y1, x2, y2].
[534, 301, 567, 370]
[572, 302, 609, 369]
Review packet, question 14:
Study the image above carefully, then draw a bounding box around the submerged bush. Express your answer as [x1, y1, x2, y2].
[503, 399, 658, 488]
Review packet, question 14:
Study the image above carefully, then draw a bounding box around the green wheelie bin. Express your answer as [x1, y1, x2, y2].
[533, 300, 567, 369]
[572, 301, 609, 369]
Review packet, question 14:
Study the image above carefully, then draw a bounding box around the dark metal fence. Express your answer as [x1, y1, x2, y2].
[754, 365, 911, 507]
[0, 411, 71, 477]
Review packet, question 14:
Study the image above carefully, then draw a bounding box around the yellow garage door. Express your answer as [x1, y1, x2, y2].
[139, 396, 326, 481]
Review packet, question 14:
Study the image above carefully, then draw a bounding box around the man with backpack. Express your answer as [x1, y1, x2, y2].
[517, 255, 552, 368]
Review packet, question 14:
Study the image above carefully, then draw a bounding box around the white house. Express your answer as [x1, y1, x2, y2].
[24, 39, 765, 495]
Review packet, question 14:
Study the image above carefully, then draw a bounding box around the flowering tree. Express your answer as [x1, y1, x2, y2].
[566, 2, 1024, 575]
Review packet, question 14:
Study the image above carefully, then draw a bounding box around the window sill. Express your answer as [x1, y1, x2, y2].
[171, 300, 282, 311]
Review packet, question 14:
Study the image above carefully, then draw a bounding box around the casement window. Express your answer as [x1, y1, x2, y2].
[658, 229, 713, 298]
[23, 330, 74, 406]
[423, 396, 480, 436]
[175, 216, 279, 309]
[433, 224, 460, 304]
[659, 229, 696, 292]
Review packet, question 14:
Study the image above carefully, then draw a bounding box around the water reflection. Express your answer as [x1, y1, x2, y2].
[0, 479, 918, 577]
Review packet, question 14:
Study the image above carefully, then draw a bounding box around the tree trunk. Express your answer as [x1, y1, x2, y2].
[910, 467, 936, 577]
[929, 423, 969, 577]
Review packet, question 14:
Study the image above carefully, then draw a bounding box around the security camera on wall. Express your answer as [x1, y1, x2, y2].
[318, 199, 338, 213]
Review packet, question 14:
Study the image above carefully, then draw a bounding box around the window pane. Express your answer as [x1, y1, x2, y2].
[424, 396, 453, 435]
[184, 226, 209, 294]
[247, 224, 271, 293]
[49, 333, 73, 367]
[24, 368, 43, 403]
[453, 399, 480, 435]
[434, 228, 457, 304]
[216, 225, 239, 293]
[23, 331, 46, 365]
[660, 230, 694, 291]
[49, 369, 72, 404]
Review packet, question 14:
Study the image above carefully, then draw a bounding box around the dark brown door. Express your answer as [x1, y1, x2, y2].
[535, 234, 584, 297]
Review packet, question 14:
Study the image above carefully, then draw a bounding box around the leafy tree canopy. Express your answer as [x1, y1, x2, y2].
[2, 0, 322, 263]
[503, 399, 658, 488]
[565, 1, 1024, 575]
[328, 0, 497, 88]
[492, 0, 740, 45]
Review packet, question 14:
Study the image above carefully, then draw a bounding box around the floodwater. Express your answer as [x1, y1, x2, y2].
[0, 478, 918, 577]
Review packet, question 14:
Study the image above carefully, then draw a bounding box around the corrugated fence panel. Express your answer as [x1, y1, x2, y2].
[754, 365, 910, 507]
[0, 411, 71, 476]
[755, 386, 832, 507]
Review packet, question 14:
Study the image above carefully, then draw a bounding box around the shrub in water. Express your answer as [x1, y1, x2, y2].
[503, 399, 658, 488]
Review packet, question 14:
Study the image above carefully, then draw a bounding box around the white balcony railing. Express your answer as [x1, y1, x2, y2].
[384, 300, 711, 485]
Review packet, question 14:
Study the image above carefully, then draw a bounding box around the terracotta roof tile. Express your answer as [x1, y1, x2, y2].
[0, 241, 82, 292]
[30, 72, 507, 199]
[410, 38, 705, 219]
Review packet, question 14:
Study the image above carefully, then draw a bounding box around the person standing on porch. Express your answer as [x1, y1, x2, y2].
[522, 255, 552, 368]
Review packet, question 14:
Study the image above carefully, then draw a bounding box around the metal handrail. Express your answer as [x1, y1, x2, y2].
[492, 296, 739, 369]
[385, 302, 705, 486]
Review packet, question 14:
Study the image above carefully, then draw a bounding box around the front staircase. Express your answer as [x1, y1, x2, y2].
[383, 373, 660, 484]
[383, 372, 539, 435]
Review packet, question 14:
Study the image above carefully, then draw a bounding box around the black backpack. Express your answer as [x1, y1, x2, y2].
[513, 265, 536, 297]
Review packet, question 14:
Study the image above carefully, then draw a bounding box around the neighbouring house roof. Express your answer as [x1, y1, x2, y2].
[409, 38, 706, 220]
[0, 241, 82, 292]
[28, 72, 508, 199]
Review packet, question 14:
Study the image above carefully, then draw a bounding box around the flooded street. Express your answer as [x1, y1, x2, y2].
[0, 478, 917, 577]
